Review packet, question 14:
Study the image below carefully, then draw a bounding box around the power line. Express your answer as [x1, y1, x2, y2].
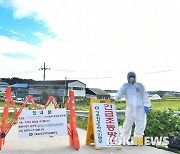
[67, 69, 176, 80]
[139, 69, 176, 75]
[51, 69, 84, 72]
[1, 66, 178, 81]
[0, 70, 39, 76]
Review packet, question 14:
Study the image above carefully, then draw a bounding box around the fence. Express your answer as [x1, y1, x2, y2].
[67, 110, 180, 119]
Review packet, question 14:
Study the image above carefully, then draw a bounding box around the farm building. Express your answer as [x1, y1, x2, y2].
[28, 80, 86, 100]
[86, 88, 110, 99]
[11, 83, 28, 99]
[148, 94, 161, 100]
[0, 81, 9, 93]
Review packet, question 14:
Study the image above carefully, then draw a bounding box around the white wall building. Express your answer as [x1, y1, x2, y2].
[0, 81, 9, 93]
[68, 80, 86, 98]
[109, 92, 125, 101]
[148, 94, 161, 101]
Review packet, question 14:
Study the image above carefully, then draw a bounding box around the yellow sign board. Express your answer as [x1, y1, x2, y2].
[86, 99, 122, 150]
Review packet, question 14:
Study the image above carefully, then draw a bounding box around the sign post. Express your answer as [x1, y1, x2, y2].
[18, 109, 67, 138]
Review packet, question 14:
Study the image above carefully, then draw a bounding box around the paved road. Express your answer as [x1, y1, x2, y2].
[0, 125, 176, 154]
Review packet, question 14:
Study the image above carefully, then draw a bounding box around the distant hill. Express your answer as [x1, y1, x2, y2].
[148, 91, 180, 97]
[0, 77, 34, 85]
[1, 78, 180, 97]
[105, 90, 180, 97]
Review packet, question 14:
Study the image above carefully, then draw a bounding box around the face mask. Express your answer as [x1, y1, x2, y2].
[129, 77, 135, 84]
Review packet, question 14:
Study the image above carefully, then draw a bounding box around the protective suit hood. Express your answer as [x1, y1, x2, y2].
[127, 72, 136, 84]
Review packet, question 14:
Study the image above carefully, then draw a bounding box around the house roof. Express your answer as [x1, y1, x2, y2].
[0, 82, 9, 85]
[29, 80, 86, 85]
[86, 88, 110, 96]
[11, 83, 28, 88]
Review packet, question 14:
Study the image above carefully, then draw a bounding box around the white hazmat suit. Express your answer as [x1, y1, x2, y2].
[114, 72, 150, 140]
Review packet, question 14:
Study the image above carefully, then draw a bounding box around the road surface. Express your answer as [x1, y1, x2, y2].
[0, 125, 176, 154]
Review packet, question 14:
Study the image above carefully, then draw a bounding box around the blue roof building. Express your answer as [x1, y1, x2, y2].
[11, 83, 28, 99]
[11, 83, 28, 88]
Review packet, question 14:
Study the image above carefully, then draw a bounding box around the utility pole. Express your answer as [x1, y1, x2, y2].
[39, 62, 50, 82]
[39, 62, 50, 104]
[63, 77, 67, 103]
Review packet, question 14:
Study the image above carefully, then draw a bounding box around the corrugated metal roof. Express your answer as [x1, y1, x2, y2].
[11, 83, 28, 88]
[30, 80, 86, 85]
[0, 82, 9, 85]
[87, 88, 110, 96]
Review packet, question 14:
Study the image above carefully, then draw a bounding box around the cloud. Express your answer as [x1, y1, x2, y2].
[9, 29, 24, 37]
[0, 35, 42, 78]
[0, 0, 180, 91]
[2, 52, 35, 60]
[0, 25, 25, 40]
[0, 35, 39, 55]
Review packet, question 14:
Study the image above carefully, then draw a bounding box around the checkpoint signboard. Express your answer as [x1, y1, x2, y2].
[92, 103, 120, 148]
[18, 108, 67, 138]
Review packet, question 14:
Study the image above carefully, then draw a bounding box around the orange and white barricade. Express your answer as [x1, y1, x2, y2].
[0, 86, 80, 150]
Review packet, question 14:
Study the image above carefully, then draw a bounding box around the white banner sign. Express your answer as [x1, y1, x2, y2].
[92, 103, 120, 148]
[18, 108, 67, 138]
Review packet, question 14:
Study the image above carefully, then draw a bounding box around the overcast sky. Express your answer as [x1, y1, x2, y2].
[0, 0, 180, 91]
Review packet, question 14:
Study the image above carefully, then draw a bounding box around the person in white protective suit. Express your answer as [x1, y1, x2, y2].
[114, 72, 151, 142]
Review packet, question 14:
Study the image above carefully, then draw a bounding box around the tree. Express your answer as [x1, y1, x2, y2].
[41, 91, 49, 105]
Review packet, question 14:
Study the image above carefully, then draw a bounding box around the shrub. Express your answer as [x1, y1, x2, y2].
[145, 110, 180, 139]
[75, 98, 90, 110]
[118, 110, 180, 153]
